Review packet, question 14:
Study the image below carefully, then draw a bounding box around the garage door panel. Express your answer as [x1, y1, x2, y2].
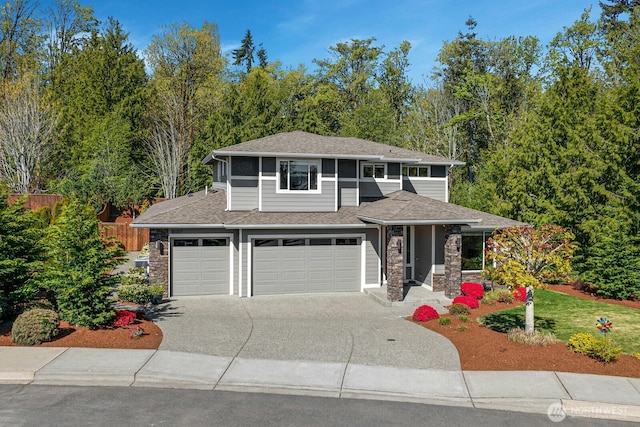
[172, 239, 230, 296]
[253, 237, 360, 295]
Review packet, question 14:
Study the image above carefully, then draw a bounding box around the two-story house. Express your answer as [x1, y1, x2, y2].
[131, 131, 522, 301]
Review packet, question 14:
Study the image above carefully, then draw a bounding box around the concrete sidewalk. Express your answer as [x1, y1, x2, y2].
[1, 346, 639, 423]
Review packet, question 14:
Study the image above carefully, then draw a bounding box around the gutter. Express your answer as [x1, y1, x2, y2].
[356, 215, 483, 226]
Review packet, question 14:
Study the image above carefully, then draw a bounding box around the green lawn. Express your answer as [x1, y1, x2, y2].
[479, 289, 640, 354]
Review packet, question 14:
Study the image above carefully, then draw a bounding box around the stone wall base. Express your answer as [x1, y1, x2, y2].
[433, 272, 493, 292]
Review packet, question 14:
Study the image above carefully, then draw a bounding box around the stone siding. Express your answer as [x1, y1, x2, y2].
[386, 225, 404, 302]
[149, 229, 169, 294]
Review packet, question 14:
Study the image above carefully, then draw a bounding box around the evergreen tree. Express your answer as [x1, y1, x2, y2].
[41, 199, 124, 328]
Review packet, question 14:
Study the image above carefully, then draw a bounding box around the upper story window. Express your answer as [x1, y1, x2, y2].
[362, 163, 386, 179]
[402, 166, 429, 178]
[279, 160, 319, 191]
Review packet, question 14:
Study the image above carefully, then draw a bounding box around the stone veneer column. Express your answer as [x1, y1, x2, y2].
[149, 229, 169, 295]
[444, 225, 462, 298]
[386, 225, 404, 302]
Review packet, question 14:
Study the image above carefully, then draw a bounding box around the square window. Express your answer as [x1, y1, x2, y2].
[279, 160, 319, 191]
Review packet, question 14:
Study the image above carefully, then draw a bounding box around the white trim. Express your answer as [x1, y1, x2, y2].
[239, 228, 243, 298]
[377, 225, 382, 285]
[381, 225, 387, 285]
[403, 225, 415, 283]
[360, 162, 387, 180]
[275, 158, 322, 194]
[247, 232, 367, 296]
[168, 232, 234, 297]
[227, 158, 232, 211]
[431, 225, 436, 268]
[258, 157, 263, 211]
[334, 159, 338, 211]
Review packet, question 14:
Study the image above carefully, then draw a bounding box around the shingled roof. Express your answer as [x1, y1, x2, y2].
[132, 189, 523, 231]
[203, 131, 464, 166]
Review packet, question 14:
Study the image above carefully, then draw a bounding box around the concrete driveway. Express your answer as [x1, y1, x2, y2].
[148, 293, 460, 370]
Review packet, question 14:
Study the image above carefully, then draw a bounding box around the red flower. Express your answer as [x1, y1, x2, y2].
[513, 287, 527, 302]
[412, 305, 440, 322]
[451, 295, 479, 309]
[460, 282, 484, 299]
[113, 310, 136, 328]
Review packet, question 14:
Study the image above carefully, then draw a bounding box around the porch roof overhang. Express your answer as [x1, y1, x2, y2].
[356, 215, 482, 226]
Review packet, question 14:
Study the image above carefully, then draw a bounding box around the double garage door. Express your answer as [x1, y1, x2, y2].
[252, 237, 361, 295]
[172, 238, 230, 296]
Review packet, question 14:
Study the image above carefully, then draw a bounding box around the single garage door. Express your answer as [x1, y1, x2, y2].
[172, 237, 229, 296]
[252, 237, 360, 295]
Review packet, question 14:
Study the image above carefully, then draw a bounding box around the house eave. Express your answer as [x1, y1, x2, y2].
[224, 223, 370, 230]
[356, 215, 483, 226]
[130, 223, 226, 229]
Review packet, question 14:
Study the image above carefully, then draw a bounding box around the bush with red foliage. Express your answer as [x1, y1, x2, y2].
[513, 287, 527, 302]
[451, 295, 480, 309]
[460, 282, 484, 299]
[412, 305, 440, 322]
[113, 310, 136, 328]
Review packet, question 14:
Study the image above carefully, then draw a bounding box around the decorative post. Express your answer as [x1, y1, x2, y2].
[444, 225, 462, 298]
[386, 225, 404, 302]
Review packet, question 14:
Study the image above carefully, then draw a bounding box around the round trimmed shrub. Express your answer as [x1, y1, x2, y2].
[117, 284, 151, 304]
[412, 305, 440, 322]
[448, 303, 471, 315]
[460, 282, 484, 299]
[12, 308, 60, 346]
[451, 295, 479, 309]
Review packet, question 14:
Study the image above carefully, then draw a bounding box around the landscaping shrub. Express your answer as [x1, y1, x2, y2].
[117, 284, 151, 304]
[451, 295, 479, 309]
[457, 325, 467, 331]
[412, 305, 440, 322]
[121, 268, 148, 286]
[512, 287, 527, 302]
[448, 303, 471, 315]
[481, 289, 514, 305]
[11, 308, 60, 345]
[458, 315, 468, 322]
[507, 328, 559, 346]
[460, 282, 484, 299]
[567, 332, 623, 363]
[113, 310, 136, 328]
[438, 317, 451, 325]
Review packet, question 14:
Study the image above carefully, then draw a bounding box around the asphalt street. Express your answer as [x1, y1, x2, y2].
[1, 385, 636, 427]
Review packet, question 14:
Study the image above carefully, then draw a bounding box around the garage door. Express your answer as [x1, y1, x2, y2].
[172, 238, 229, 296]
[252, 237, 360, 295]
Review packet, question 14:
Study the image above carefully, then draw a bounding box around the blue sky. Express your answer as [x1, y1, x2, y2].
[81, 0, 595, 83]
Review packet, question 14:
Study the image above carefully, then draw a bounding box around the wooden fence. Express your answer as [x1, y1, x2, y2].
[99, 222, 149, 251]
[8, 194, 62, 210]
[7, 194, 150, 251]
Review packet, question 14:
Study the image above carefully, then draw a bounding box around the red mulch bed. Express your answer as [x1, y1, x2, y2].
[414, 284, 640, 378]
[0, 310, 162, 350]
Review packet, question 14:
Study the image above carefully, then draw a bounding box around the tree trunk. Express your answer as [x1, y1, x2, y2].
[525, 285, 534, 334]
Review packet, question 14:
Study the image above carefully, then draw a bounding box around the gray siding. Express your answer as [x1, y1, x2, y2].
[435, 226, 446, 264]
[231, 156, 259, 176]
[338, 160, 357, 178]
[262, 157, 276, 176]
[230, 179, 259, 210]
[402, 178, 447, 202]
[261, 179, 335, 212]
[414, 225, 433, 285]
[365, 228, 380, 285]
[359, 180, 402, 199]
[338, 180, 358, 207]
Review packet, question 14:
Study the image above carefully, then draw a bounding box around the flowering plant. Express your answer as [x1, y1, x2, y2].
[512, 287, 527, 302]
[451, 295, 479, 309]
[113, 310, 136, 328]
[412, 305, 440, 322]
[460, 282, 484, 299]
